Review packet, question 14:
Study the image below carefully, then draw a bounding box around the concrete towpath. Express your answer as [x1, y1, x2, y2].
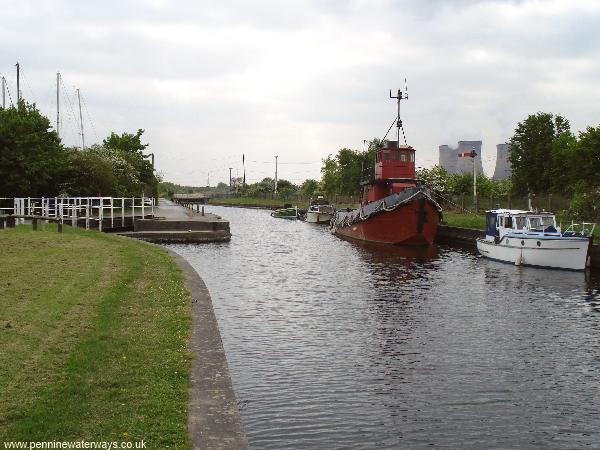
[117, 199, 231, 243]
[154, 198, 219, 220]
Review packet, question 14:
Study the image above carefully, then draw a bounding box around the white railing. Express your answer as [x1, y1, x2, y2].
[2, 197, 155, 231]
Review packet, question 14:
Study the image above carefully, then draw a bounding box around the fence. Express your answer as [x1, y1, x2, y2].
[0, 197, 155, 231]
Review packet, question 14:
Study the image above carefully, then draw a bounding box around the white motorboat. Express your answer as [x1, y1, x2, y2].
[305, 197, 335, 224]
[476, 209, 595, 270]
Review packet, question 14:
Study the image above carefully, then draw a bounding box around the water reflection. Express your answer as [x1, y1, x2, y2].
[169, 206, 600, 449]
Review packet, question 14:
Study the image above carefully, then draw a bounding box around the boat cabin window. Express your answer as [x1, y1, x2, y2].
[384, 151, 389, 161]
[401, 151, 407, 162]
[541, 216, 555, 227]
[515, 217, 526, 230]
[410, 151, 415, 162]
[505, 216, 513, 228]
[393, 150, 399, 160]
[529, 216, 554, 230]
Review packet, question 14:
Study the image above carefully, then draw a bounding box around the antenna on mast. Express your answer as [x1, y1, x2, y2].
[389, 78, 408, 145]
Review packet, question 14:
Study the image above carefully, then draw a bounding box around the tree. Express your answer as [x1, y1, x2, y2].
[547, 132, 577, 194]
[103, 129, 157, 196]
[61, 148, 117, 196]
[572, 125, 600, 191]
[320, 155, 341, 197]
[320, 145, 375, 197]
[0, 101, 66, 196]
[275, 179, 298, 199]
[416, 165, 450, 195]
[300, 179, 320, 197]
[103, 129, 148, 154]
[508, 112, 570, 194]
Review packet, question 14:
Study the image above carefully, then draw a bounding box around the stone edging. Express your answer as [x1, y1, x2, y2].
[166, 249, 249, 450]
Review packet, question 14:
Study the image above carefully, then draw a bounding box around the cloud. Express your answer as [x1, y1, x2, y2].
[2, 0, 600, 183]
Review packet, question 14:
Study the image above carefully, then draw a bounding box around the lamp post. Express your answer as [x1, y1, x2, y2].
[143, 153, 155, 169]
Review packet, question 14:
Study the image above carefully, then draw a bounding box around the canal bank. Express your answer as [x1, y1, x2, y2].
[167, 249, 248, 450]
[0, 224, 247, 448]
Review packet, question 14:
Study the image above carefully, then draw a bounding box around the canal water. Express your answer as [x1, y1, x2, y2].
[169, 206, 600, 449]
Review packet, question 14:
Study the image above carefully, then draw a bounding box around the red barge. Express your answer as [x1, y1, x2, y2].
[331, 90, 442, 246]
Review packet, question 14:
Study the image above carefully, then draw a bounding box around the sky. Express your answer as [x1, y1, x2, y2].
[2, 0, 600, 186]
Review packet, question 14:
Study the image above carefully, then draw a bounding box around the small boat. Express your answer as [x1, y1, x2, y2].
[306, 196, 335, 224]
[476, 209, 595, 270]
[270, 206, 299, 220]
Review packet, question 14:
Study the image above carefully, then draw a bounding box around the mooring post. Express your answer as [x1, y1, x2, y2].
[32, 218, 38, 231]
[58, 220, 63, 233]
[202, 206, 204, 216]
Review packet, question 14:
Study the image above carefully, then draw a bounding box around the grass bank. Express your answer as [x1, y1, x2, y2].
[0, 225, 191, 447]
[442, 211, 486, 229]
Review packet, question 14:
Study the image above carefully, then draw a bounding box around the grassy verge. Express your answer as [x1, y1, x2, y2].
[0, 225, 191, 447]
[441, 211, 486, 229]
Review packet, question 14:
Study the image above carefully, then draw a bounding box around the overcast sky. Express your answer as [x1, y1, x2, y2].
[2, 0, 599, 185]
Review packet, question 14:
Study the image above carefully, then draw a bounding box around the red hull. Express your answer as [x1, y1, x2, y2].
[335, 200, 440, 246]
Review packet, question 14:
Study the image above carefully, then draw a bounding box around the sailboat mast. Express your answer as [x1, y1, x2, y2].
[56, 73, 60, 137]
[15, 62, 20, 105]
[77, 88, 85, 150]
[1, 76, 5, 109]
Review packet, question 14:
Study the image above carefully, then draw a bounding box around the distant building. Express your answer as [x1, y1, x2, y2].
[438, 140, 483, 174]
[492, 144, 512, 180]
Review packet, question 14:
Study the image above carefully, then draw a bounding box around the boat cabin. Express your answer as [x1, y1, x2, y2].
[484, 209, 559, 242]
[362, 140, 417, 204]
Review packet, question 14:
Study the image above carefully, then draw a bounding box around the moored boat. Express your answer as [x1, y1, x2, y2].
[270, 206, 299, 220]
[306, 196, 335, 224]
[331, 89, 442, 245]
[476, 209, 595, 270]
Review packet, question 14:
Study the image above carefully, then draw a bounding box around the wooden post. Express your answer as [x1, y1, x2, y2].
[58, 221, 63, 233]
[202, 206, 204, 216]
[32, 218, 38, 231]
